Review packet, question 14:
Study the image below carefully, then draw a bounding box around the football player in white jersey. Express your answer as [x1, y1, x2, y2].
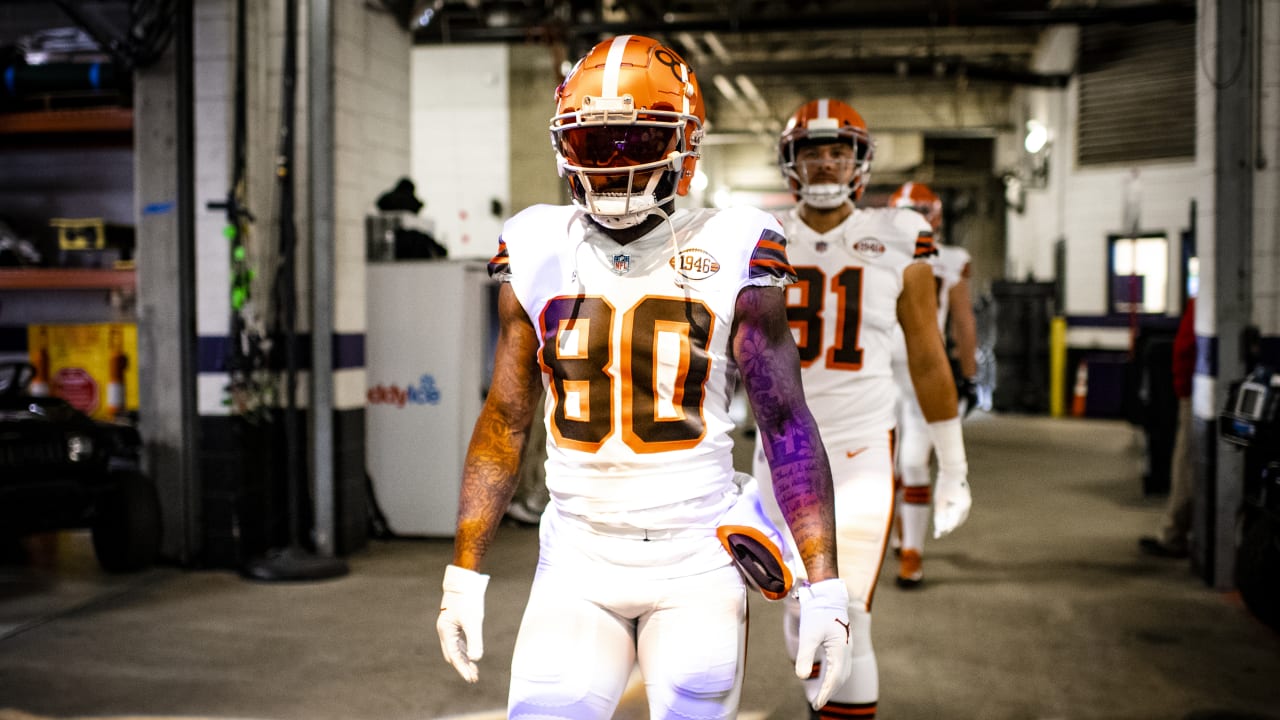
[887, 181, 979, 588]
[434, 36, 852, 720]
[752, 99, 969, 719]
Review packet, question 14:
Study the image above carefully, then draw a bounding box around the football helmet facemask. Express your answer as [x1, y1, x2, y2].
[778, 98, 874, 209]
[890, 181, 943, 232]
[551, 35, 704, 229]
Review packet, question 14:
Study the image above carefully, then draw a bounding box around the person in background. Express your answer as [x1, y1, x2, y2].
[1140, 295, 1196, 558]
[753, 99, 970, 719]
[434, 35, 852, 719]
[887, 181, 979, 587]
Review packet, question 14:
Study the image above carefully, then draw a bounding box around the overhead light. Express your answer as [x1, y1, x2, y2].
[691, 170, 709, 193]
[712, 74, 741, 102]
[416, 8, 434, 27]
[703, 32, 732, 64]
[1024, 119, 1049, 154]
[675, 32, 707, 65]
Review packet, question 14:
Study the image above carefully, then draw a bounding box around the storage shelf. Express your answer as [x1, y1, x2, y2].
[0, 268, 136, 291]
[0, 107, 133, 135]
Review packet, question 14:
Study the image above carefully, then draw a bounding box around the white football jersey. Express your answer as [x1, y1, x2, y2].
[780, 205, 935, 442]
[889, 240, 971, 371]
[933, 243, 972, 327]
[491, 204, 794, 531]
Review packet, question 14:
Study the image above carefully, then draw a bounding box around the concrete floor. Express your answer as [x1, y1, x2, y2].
[2, 413, 1279, 720]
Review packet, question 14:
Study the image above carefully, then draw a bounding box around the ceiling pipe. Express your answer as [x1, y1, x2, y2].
[414, 1, 1195, 43]
[699, 57, 1072, 88]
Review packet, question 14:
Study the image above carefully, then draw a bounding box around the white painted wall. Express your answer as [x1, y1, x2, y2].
[194, 0, 232, 345]
[411, 44, 510, 260]
[193, 0, 235, 415]
[1253, 0, 1280, 338]
[334, 0, 411, 409]
[1006, 25, 1207, 343]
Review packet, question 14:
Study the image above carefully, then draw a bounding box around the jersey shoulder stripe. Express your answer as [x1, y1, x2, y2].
[914, 230, 938, 259]
[488, 238, 510, 280]
[749, 227, 796, 281]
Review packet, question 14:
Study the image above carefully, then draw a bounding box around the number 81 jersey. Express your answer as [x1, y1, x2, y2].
[490, 204, 795, 529]
[780, 206, 935, 442]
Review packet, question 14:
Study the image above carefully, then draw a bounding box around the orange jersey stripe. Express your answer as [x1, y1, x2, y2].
[903, 486, 932, 504]
[818, 701, 878, 718]
[750, 258, 796, 271]
[913, 231, 937, 258]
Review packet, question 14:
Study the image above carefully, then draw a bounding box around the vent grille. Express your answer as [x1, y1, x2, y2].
[1077, 21, 1195, 166]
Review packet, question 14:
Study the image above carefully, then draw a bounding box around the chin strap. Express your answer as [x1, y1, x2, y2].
[799, 183, 853, 209]
[590, 207, 656, 230]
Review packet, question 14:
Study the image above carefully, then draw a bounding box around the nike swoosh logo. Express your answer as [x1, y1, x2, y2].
[845, 448, 867, 459]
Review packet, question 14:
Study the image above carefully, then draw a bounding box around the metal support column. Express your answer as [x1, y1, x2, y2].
[1209, 0, 1253, 590]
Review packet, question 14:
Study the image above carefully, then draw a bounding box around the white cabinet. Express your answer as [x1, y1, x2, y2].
[365, 260, 494, 536]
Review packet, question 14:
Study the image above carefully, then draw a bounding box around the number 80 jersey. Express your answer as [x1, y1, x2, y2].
[780, 206, 935, 443]
[490, 204, 795, 530]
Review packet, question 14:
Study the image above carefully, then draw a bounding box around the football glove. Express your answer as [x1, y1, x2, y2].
[927, 417, 971, 539]
[436, 564, 490, 683]
[794, 578, 852, 710]
[933, 467, 972, 538]
[957, 376, 979, 419]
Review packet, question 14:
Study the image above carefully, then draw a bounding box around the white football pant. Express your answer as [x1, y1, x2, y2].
[895, 387, 934, 555]
[508, 507, 747, 720]
[754, 431, 895, 713]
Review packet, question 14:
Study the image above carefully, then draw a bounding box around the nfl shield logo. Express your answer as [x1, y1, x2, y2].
[611, 253, 631, 275]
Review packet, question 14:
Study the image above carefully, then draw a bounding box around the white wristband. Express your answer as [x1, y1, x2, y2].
[443, 564, 490, 594]
[926, 417, 967, 474]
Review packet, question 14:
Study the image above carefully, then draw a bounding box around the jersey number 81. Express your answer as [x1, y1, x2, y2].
[788, 266, 865, 370]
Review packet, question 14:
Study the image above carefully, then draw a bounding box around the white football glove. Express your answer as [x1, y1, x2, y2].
[793, 578, 852, 710]
[926, 417, 971, 539]
[436, 564, 490, 683]
[933, 468, 972, 539]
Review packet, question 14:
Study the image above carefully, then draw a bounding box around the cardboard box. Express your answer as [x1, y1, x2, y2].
[27, 323, 139, 420]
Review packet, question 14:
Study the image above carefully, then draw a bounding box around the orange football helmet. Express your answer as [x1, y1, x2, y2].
[890, 181, 942, 232]
[778, 98, 874, 208]
[551, 35, 704, 229]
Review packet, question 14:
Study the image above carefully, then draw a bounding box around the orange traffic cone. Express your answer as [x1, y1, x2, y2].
[1070, 360, 1089, 417]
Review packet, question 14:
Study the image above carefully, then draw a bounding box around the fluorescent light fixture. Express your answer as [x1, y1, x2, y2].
[1024, 119, 1049, 154]
[712, 74, 741, 102]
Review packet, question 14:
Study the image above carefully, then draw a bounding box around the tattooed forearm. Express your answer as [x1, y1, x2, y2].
[733, 285, 839, 582]
[452, 283, 542, 571]
[454, 404, 532, 568]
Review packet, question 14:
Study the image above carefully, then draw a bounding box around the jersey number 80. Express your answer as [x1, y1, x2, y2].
[540, 295, 715, 454]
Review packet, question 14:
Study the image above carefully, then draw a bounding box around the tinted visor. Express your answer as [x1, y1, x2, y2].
[560, 125, 678, 169]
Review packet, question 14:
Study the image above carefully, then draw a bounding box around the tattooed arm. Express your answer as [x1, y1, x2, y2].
[452, 282, 544, 571]
[732, 284, 838, 582]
